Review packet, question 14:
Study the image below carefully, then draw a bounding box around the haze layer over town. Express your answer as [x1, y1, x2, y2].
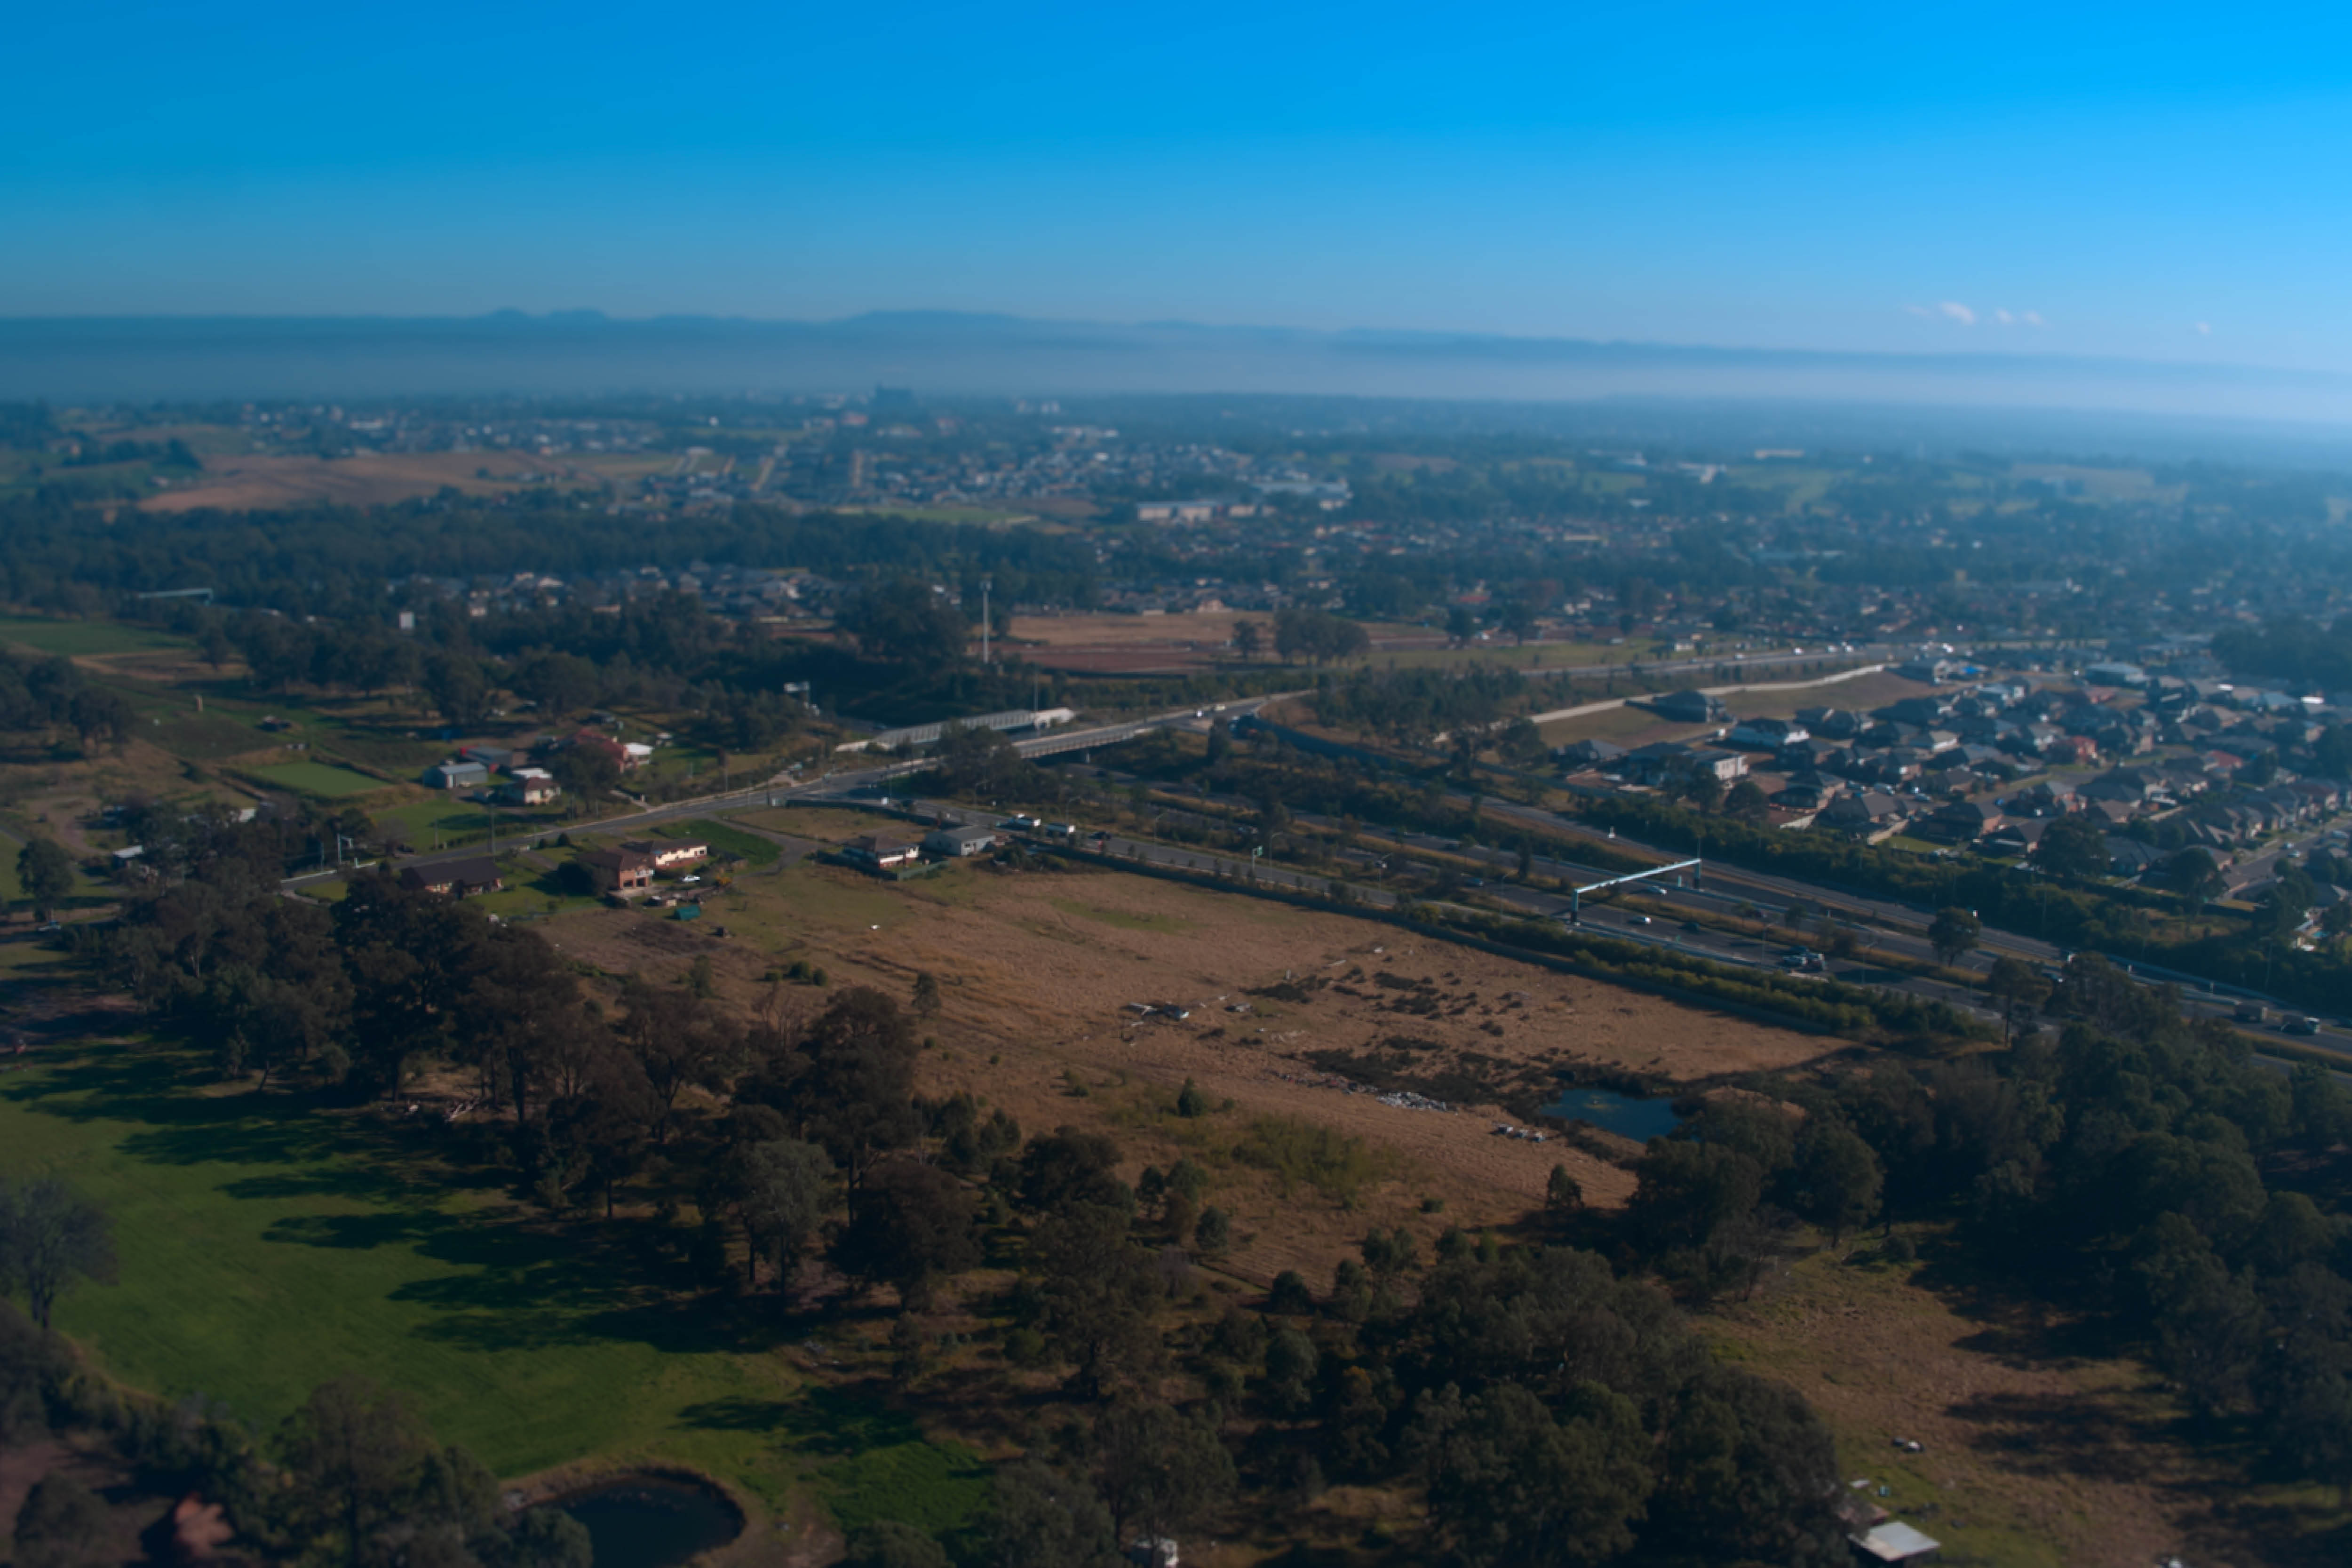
[7, 7, 2352, 1568]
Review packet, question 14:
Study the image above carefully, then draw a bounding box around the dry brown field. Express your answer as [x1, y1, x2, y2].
[1006, 611, 1446, 674]
[550, 848, 1840, 1289]
[138, 449, 605, 512]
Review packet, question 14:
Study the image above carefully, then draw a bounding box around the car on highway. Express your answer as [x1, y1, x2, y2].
[1038, 822, 1078, 840]
[1000, 814, 1041, 831]
[1625, 914, 1652, 926]
[1680, 920, 1703, 933]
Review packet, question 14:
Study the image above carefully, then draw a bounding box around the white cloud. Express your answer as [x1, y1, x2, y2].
[2022, 310, 2045, 327]
[1903, 303, 1933, 318]
[2195, 320, 2212, 335]
[1937, 301, 1977, 326]
[1995, 308, 2015, 324]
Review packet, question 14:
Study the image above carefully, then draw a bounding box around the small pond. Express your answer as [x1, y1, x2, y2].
[1542, 1085, 1682, 1142]
[547, 1475, 742, 1568]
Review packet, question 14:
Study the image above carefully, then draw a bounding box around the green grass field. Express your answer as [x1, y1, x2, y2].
[0, 1039, 983, 1527]
[670, 818, 783, 865]
[0, 618, 188, 656]
[249, 761, 392, 797]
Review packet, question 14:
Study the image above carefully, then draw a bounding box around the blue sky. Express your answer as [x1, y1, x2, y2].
[8, 1, 2352, 369]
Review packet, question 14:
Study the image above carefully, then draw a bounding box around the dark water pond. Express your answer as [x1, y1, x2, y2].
[1542, 1085, 1681, 1142]
[549, 1475, 742, 1568]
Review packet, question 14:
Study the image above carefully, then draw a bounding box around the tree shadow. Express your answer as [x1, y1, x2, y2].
[1942, 1388, 2173, 1484]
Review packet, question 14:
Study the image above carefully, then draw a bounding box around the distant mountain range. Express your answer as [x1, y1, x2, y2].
[5, 310, 2352, 449]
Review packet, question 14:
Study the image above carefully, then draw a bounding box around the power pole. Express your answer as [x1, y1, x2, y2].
[981, 576, 993, 667]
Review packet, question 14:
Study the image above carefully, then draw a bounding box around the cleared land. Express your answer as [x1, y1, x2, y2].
[557, 839, 1841, 1283]
[136, 450, 604, 513]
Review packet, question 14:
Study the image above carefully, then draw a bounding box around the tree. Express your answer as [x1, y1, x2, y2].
[16, 837, 73, 921]
[2161, 848, 2225, 916]
[1984, 955, 2051, 1042]
[1927, 906, 1981, 968]
[614, 981, 740, 1147]
[548, 741, 621, 804]
[1787, 1122, 1883, 1246]
[507, 1509, 593, 1568]
[1546, 1164, 1584, 1213]
[738, 1138, 835, 1287]
[787, 987, 920, 1187]
[1231, 621, 1263, 662]
[910, 971, 942, 1019]
[1031, 1200, 1161, 1395]
[10, 1473, 108, 1568]
[66, 687, 130, 750]
[934, 723, 1033, 797]
[421, 653, 492, 727]
[1093, 1399, 1237, 1549]
[2032, 814, 2111, 880]
[1724, 778, 1769, 822]
[277, 1376, 438, 1568]
[1648, 1366, 1843, 1565]
[0, 1179, 115, 1330]
[1625, 1139, 1762, 1256]
[1410, 1380, 1653, 1568]
[835, 1161, 979, 1306]
[840, 579, 968, 673]
[1496, 717, 1547, 768]
[980, 1461, 1119, 1568]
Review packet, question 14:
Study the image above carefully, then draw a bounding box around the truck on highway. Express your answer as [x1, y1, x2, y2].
[2233, 1001, 2269, 1025]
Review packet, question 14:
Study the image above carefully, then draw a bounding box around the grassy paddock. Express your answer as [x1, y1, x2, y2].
[0, 1039, 978, 1528]
[248, 761, 391, 798]
[0, 618, 188, 657]
[670, 818, 783, 866]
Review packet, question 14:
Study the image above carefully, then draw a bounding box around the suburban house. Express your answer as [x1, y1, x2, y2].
[459, 744, 516, 770]
[622, 838, 710, 871]
[575, 846, 655, 896]
[1556, 737, 1630, 771]
[1818, 790, 1908, 840]
[566, 731, 632, 770]
[842, 832, 922, 871]
[924, 823, 999, 858]
[1652, 689, 1728, 723]
[1624, 741, 1749, 786]
[496, 767, 560, 806]
[421, 760, 490, 790]
[399, 857, 503, 897]
[1795, 705, 1860, 739]
[1918, 798, 2006, 843]
[1725, 716, 1810, 750]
